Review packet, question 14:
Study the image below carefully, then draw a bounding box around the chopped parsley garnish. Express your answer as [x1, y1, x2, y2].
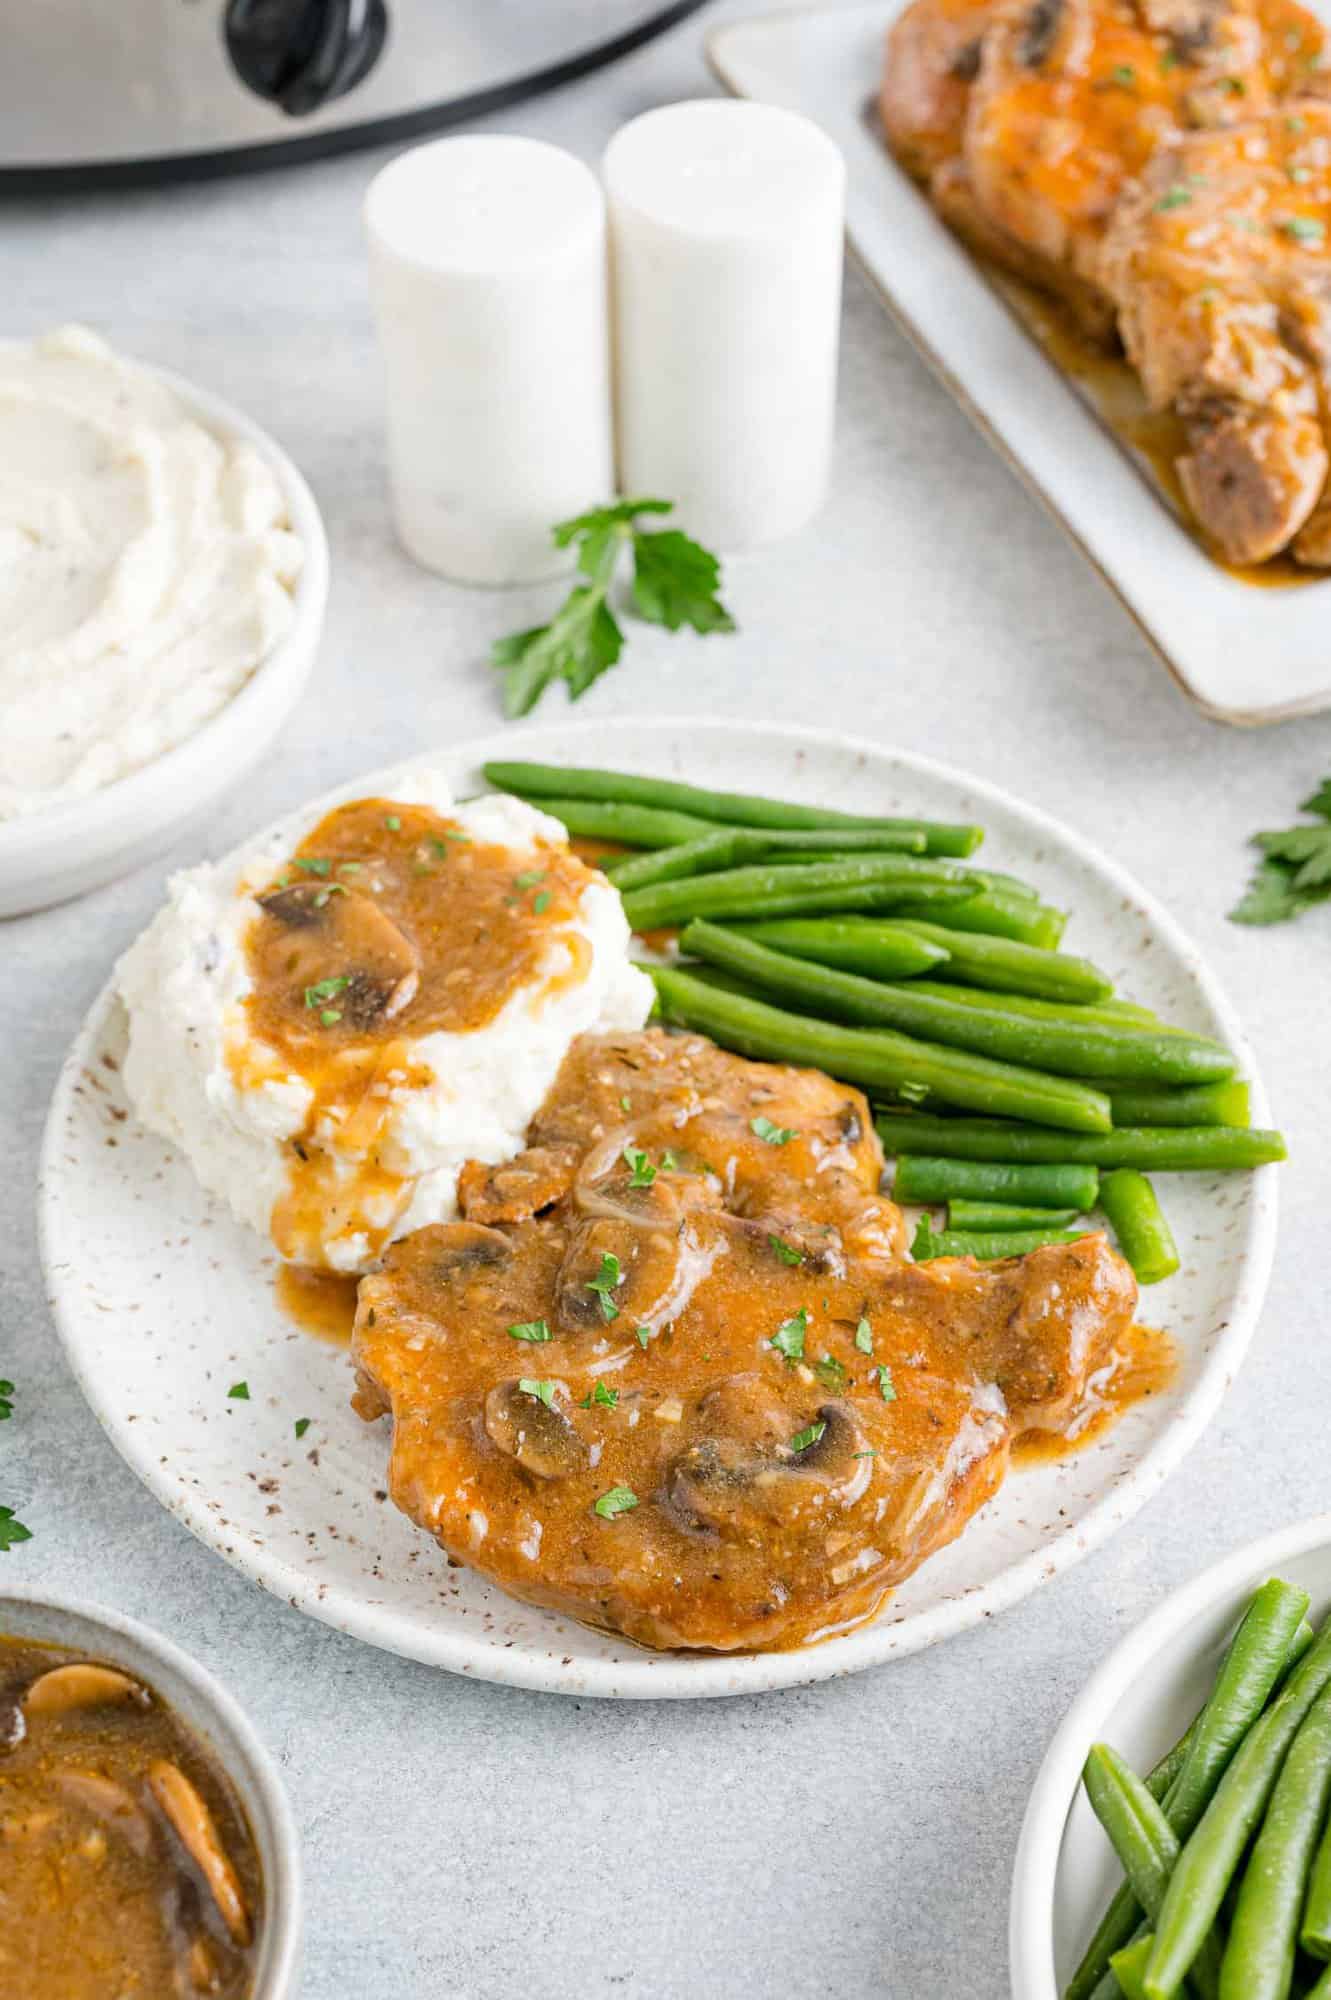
[305, 975, 350, 1010]
[294, 856, 332, 877]
[518, 1378, 558, 1409]
[384, 815, 402, 831]
[508, 1319, 553, 1343]
[1156, 184, 1193, 211]
[620, 1094, 632, 1112]
[1110, 63, 1136, 85]
[593, 1486, 639, 1520]
[312, 884, 347, 908]
[0, 1507, 32, 1552]
[514, 869, 544, 890]
[814, 1353, 848, 1392]
[853, 1450, 879, 1460]
[228, 1381, 250, 1400]
[0, 1380, 12, 1422]
[337, 860, 363, 874]
[586, 1252, 622, 1322]
[320, 1009, 343, 1027]
[294, 1417, 311, 1439]
[750, 1115, 797, 1145]
[1283, 215, 1325, 241]
[1288, 112, 1307, 131]
[624, 1147, 657, 1188]
[898, 1080, 930, 1106]
[854, 1317, 874, 1354]
[769, 1307, 808, 1363]
[659, 1150, 678, 1172]
[1159, 47, 1179, 69]
[580, 1379, 619, 1409]
[790, 1420, 827, 1454]
[636, 1325, 652, 1349]
[1218, 74, 1244, 92]
[533, 891, 552, 915]
[768, 1234, 805, 1266]
[872, 1364, 898, 1404]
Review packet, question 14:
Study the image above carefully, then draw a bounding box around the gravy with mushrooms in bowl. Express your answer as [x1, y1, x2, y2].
[0, 1633, 262, 1999]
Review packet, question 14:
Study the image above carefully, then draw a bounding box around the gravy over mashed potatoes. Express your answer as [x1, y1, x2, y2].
[116, 775, 653, 1272]
[0, 324, 302, 820]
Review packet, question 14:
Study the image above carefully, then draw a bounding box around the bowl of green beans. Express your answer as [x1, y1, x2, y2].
[1012, 1515, 1331, 2000]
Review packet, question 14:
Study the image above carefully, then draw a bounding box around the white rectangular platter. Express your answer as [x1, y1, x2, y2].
[708, 2, 1331, 725]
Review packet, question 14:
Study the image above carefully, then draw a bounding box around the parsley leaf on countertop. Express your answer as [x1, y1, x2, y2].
[1232, 779, 1331, 925]
[491, 498, 734, 718]
[0, 1507, 32, 1552]
[0, 1380, 12, 1422]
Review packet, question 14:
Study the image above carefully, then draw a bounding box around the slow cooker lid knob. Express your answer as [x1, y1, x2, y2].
[224, 0, 388, 117]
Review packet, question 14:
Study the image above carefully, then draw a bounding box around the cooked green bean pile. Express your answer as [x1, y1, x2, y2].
[485, 763, 1288, 1286]
[1072, 1579, 1331, 2000]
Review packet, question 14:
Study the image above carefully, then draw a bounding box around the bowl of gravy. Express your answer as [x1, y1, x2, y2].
[0, 1591, 300, 1999]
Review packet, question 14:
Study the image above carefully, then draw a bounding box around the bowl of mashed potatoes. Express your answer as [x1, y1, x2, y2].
[0, 325, 329, 917]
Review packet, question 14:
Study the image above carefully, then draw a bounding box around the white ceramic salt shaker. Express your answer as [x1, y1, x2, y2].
[365, 134, 613, 586]
[603, 100, 846, 551]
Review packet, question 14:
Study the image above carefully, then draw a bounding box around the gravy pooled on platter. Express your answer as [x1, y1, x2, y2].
[0, 1635, 261, 1999]
[353, 1029, 1141, 1653]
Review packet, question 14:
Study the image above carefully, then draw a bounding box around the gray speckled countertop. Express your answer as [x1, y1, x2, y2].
[4, 7, 1331, 1996]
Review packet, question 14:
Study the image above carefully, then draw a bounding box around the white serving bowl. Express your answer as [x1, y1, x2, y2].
[0, 362, 329, 919]
[1010, 1512, 1331, 2000]
[0, 1588, 302, 1997]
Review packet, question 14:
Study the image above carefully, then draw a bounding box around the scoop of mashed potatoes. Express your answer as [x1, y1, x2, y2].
[117, 771, 652, 1271]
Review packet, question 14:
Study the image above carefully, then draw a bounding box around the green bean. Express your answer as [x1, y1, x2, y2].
[481, 761, 985, 855]
[517, 795, 727, 849]
[681, 924, 1236, 1085]
[1084, 1752, 1207, 1983]
[947, 1198, 1081, 1229]
[904, 983, 1158, 1030]
[611, 828, 934, 890]
[1301, 1794, 1331, 1959]
[1085, 1083, 1253, 1131]
[894, 1156, 1100, 1211]
[1306, 1968, 1331, 1999]
[734, 914, 1110, 1002]
[726, 918, 952, 980]
[877, 1115, 1287, 1171]
[912, 1219, 1091, 1261]
[1098, 1172, 1181, 1287]
[1144, 1610, 1331, 2000]
[893, 890, 1068, 949]
[651, 967, 1113, 1132]
[606, 831, 757, 891]
[1111, 1937, 1157, 2000]
[623, 857, 980, 931]
[1220, 1685, 1331, 2000]
[1071, 1596, 1315, 2000]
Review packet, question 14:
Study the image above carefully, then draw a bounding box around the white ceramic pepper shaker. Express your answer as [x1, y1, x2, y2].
[603, 99, 846, 551]
[365, 134, 614, 586]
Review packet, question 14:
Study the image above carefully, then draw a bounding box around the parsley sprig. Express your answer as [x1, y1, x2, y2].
[491, 498, 734, 718]
[1232, 779, 1331, 925]
[0, 1379, 13, 1422]
[0, 1506, 32, 1552]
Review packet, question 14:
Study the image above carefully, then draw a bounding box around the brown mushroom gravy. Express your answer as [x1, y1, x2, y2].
[352, 1028, 1145, 1653]
[0, 1635, 261, 1999]
[234, 796, 596, 1265]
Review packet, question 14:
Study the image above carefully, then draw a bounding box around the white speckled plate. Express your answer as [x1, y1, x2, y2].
[708, 5, 1331, 726]
[39, 719, 1278, 1698]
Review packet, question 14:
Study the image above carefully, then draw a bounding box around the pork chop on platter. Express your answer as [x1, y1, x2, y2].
[352, 1030, 1139, 1654]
